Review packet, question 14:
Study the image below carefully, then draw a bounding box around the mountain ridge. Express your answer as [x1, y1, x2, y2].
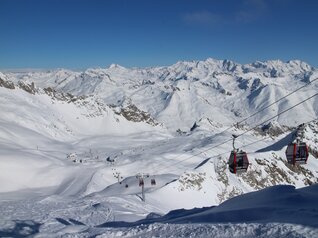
[2, 58, 317, 132]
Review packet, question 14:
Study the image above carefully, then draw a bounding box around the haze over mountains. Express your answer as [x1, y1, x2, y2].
[0, 58, 318, 237]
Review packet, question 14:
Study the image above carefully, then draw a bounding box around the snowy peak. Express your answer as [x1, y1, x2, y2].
[243, 59, 314, 78]
[108, 63, 127, 70]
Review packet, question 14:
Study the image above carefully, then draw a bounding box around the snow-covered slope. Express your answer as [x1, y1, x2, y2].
[0, 58, 318, 237]
[1, 185, 317, 237]
[93, 185, 318, 237]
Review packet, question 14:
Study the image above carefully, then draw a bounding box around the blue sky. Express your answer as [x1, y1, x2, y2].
[0, 0, 317, 69]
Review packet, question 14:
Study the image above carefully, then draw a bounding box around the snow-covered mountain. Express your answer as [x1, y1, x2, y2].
[0, 58, 318, 237]
[3, 58, 318, 131]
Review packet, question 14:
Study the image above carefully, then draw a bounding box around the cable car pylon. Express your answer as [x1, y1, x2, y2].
[136, 173, 156, 202]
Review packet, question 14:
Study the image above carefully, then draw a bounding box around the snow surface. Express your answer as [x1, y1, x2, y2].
[1, 185, 317, 237]
[0, 58, 318, 237]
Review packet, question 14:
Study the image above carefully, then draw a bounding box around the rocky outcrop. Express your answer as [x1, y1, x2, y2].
[0, 77, 15, 89]
[115, 103, 159, 126]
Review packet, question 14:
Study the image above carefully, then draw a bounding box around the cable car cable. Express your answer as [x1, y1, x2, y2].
[235, 92, 318, 139]
[154, 93, 318, 174]
[235, 77, 318, 126]
[147, 77, 318, 173]
[195, 77, 318, 143]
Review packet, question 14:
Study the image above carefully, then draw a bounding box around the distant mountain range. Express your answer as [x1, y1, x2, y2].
[1, 58, 317, 133]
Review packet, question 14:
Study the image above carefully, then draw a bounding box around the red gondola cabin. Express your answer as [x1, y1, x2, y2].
[139, 178, 144, 186]
[151, 179, 156, 186]
[285, 142, 309, 166]
[228, 150, 249, 174]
